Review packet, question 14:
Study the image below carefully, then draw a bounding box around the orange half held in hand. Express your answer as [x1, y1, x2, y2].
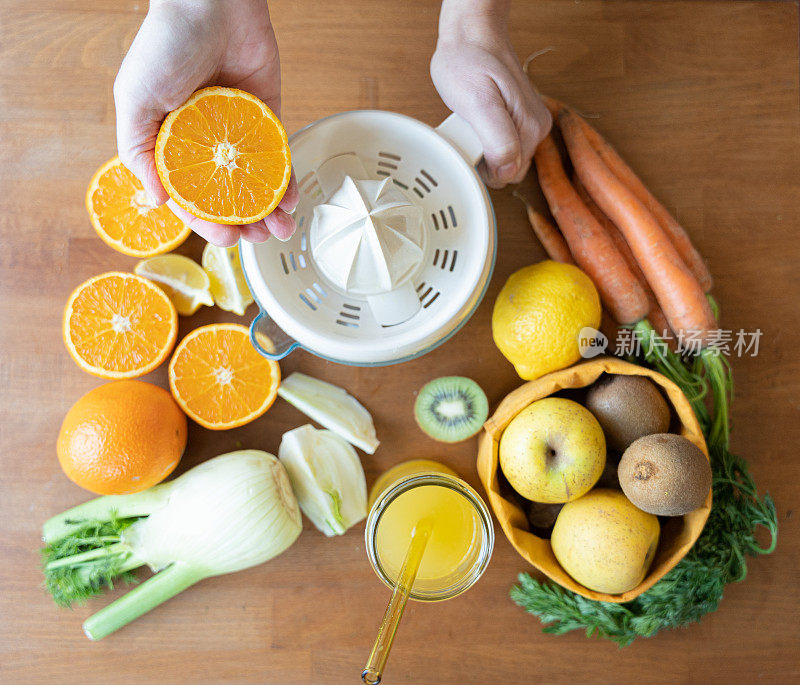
[168, 323, 280, 430]
[63, 272, 178, 379]
[154, 86, 292, 225]
[86, 156, 191, 257]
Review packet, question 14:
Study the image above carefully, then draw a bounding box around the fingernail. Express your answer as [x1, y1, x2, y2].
[274, 217, 296, 242]
[497, 161, 519, 182]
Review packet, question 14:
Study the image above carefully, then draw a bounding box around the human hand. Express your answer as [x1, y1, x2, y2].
[114, 0, 298, 247]
[430, 0, 551, 188]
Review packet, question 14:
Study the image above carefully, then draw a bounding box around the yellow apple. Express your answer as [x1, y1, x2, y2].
[499, 398, 605, 503]
[551, 489, 660, 594]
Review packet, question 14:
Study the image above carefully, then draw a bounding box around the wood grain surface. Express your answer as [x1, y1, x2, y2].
[1, 1, 798, 683]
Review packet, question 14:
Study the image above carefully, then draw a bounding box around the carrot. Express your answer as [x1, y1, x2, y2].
[541, 95, 711, 290]
[578, 122, 713, 292]
[573, 176, 679, 351]
[599, 309, 620, 348]
[543, 96, 712, 291]
[513, 192, 575, 264]
[558, 108, 717, 343]
[533, 134, 649, 325]
[527, 210, 575, 265]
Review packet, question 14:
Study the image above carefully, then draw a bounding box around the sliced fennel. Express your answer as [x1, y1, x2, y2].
[41, 450, 301, 640]
[277, 372, 380, 454]
[278, 425, 368, 536]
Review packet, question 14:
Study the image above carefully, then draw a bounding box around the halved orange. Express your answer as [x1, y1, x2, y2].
[63, 272, 178, 379]
[154, 86, 292, 225]
[168, 323, 280, 430]
[86, 156, 191, 257]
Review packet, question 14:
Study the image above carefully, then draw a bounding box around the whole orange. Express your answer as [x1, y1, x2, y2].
[57, 380, 187, 495]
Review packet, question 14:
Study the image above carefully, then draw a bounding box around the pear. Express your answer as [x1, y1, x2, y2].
[551, 489, 660, 594]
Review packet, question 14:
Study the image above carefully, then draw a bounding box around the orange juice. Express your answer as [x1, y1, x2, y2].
[366, 464, 494, 600]
[375, 483, 480, 584]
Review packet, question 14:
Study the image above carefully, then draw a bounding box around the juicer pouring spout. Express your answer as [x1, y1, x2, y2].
[250, 310, 300, 361]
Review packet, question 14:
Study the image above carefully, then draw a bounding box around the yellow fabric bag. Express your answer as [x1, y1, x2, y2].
[477, 357, 711, 603]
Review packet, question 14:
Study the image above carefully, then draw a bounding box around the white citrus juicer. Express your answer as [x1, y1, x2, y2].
[240, 110, 496, 366]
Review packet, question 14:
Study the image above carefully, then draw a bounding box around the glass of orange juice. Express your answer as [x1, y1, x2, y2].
[365, 463, 494, 602]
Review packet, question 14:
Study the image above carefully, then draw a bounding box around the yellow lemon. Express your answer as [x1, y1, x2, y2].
[135, 254, 214, 316]
[202, 243, 254, 316]
[492, 260, 601, 380]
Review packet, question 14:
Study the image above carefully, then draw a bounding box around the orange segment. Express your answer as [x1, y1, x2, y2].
[154, 86, 292, 225]
[63, 272, 178, 379]
[86, 157, 191, 257]
[168, 323, 280, 430]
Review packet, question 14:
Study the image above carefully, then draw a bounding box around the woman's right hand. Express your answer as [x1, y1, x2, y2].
[113, 0, 298, 247]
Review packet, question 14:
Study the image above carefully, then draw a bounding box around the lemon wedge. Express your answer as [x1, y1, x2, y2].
[134, 254, 214, 316]
[201, 243, 254, 316]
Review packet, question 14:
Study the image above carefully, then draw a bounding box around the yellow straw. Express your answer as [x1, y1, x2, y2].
[361, 520, 432, 684]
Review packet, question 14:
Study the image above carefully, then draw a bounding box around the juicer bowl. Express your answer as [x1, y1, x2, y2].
[239, 109, 497, 367]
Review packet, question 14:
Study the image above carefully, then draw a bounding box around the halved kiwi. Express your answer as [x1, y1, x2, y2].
[414, 376, 489, 443]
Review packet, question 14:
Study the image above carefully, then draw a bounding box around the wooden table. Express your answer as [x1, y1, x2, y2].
[1, 1, 798, 682]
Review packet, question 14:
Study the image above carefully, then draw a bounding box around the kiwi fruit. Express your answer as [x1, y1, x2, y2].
[414, 376, 489, 443]
[586, 374, 671, 451]
[526, 501, 564, 533]
[618, 433, 712, 516]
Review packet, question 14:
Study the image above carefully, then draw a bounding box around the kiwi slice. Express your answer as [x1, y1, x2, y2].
[414, 376, 489, 443]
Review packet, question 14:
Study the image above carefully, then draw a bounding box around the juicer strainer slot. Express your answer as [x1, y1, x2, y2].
[432, 249, 458, 272]
[420, 170, 438, 187]
[416, 282, 441, 309]
[280, 229, 311, 275]
[280, 251, 307, 274]
[337, 304, 361, 329]
[424, 292, 440, 308]
[430, 207, 457, 230]
[299, 292, 317, 310]
[299, 170, 323, 200]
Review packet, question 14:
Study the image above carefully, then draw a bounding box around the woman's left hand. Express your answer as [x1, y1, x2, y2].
[431, 0, 552, 189]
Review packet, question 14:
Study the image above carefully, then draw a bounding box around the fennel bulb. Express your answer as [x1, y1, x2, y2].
[41, 450, 301, 640]
[277, 372, 380, 454]
[279, 425, 368, 536]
